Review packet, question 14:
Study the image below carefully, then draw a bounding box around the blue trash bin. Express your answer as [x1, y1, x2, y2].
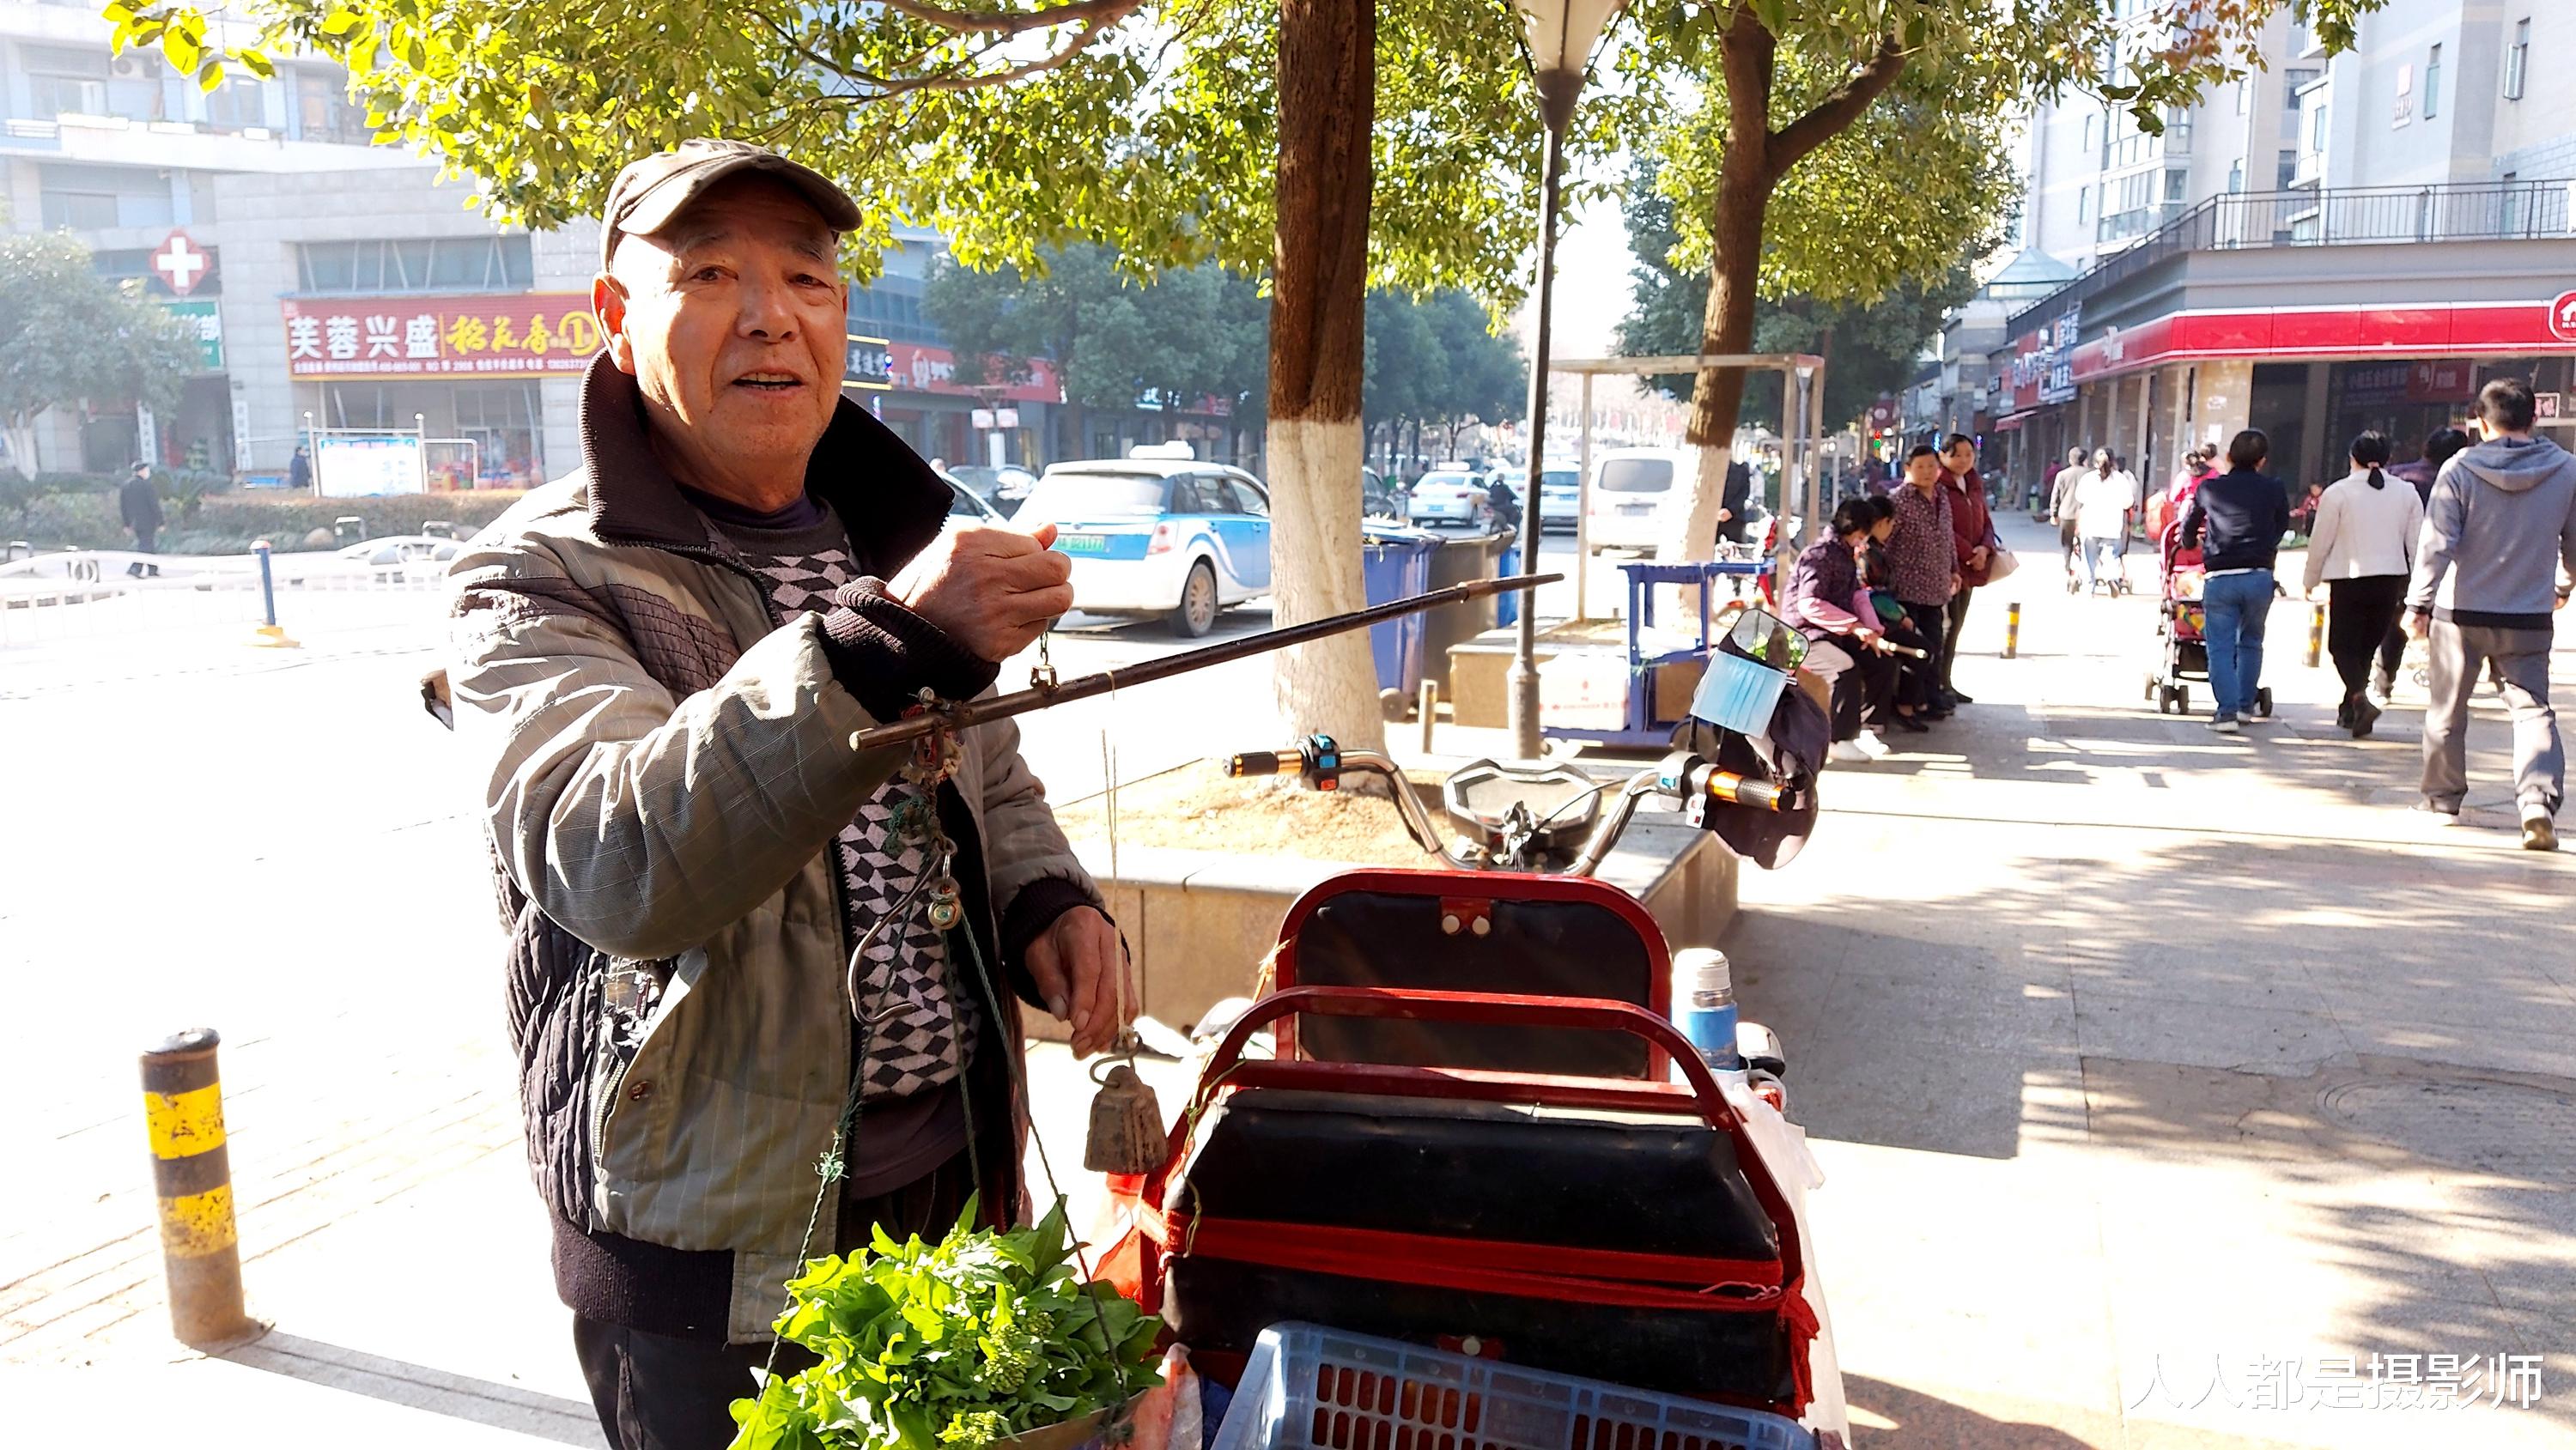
[1495, 536, 1522, 628]
[1361, 529, 1437, 696]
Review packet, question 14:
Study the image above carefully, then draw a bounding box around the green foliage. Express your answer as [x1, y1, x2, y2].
[104, 0, 1546, 305]
[928, 247, 1267, 427]
[1614, 155, 1979, 428]
[0, 233, 202, 441]
[18, 484, 521, 554]
[727, 1199, 1162, 1450]
[1365, 288, 1527, 445]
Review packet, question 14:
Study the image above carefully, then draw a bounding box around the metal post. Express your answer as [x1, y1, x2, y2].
[142, 1028, 258, 1348]
[1575, 370, 1595, 622]
[1418, 678, 1438, 753]
[249, 539, 298, 648]
[1506, 111, 1568, 762]
[2307, 603, 2325, 667]
[2005, 601, 2021, 658]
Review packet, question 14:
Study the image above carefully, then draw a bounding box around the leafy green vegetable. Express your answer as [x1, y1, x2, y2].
[730, 1198, 1163, 1450]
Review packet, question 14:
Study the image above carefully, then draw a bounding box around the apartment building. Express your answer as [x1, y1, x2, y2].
[1951, 3, 2576, 492]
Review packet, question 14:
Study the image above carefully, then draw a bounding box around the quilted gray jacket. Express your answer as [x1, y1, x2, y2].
[446, 357, 1096, 1342]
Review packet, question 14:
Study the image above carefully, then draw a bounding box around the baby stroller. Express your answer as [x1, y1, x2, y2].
[2144, 519, 2271, 718]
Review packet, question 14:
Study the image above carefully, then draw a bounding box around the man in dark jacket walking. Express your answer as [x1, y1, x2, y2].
[2178, 430, 2291, 734]
[2407, 379, 2576, 850]
[118, 462, 162, 576]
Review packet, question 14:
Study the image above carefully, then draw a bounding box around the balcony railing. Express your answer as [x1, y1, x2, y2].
[2009, 179, 2574, 336]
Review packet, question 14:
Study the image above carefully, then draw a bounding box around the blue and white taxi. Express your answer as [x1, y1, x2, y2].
[1013, 445, 1272, 637]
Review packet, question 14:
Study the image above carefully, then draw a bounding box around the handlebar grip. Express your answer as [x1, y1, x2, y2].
[1707, 771, 1783, 811]
[1224, 749, 1301, 778]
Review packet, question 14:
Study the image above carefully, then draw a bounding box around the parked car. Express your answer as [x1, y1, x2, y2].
[944, 463, 1039, 517]
[1014, 455, 1272, 637]
[945, 477, 1003, 525]
[1406, 469, 1492, 528]
[1584, 446, 1692, 552]
[1362, 466, 1405, 521]
[1535, 464, 1581, 531]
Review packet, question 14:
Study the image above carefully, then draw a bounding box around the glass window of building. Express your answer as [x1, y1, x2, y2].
[454, 382, 544, 485]
[23, 46, 166, 122]
[294, 67, 369, 143]
[2424, 45, 2441, 120]
[2281, 69, 2319, 140]
[204, 78, 270, 131]
[37, 162, 173, 230]
[297, 237, 536, 293]
[2503, 20, 2528, 101]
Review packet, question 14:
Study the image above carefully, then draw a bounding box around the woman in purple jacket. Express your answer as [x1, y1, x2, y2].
[1786, 497, 1905, 761]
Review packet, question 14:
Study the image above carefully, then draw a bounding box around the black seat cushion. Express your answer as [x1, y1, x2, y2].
[1292, 891, 1659, 1078]
[1163, 1089, 1789, 1401]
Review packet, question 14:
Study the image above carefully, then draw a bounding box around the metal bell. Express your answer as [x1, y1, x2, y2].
[1083, 1061, 1165, 1175]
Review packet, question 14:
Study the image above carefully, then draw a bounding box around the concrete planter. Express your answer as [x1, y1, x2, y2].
[1032, 818, 1739, 1041]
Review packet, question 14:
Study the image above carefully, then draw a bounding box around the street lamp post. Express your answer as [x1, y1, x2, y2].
[1505, 0, 1625, 761]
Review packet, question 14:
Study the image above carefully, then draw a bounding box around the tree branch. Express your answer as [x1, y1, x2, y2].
[753, 7, 1116, 97]
[875, 0, 1143, 38]
[1765, 34, 1906, 177]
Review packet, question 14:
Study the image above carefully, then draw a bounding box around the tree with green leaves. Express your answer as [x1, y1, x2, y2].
[928, 248, 1270, 463]
[1613, 0, 2388, 566]
[1613, 156, 1980, 440]
[106, 0, 1552, 751]
[1364, 288, 1528, 470]
[0, 233, 201, 481]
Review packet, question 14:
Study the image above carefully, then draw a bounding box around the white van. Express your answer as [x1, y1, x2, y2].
[1584, 446, 1694, 552]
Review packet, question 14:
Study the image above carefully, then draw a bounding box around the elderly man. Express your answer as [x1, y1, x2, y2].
[446, 140, 1127, 1449]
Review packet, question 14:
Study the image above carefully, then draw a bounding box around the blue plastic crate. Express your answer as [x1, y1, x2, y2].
[1209, 1323, 1813, 1450]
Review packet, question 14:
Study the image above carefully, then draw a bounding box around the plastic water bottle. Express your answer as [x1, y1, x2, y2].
[1673, 948, 1742, 1071]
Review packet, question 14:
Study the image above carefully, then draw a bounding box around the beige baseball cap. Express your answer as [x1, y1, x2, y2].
[598, 138, 860, 270]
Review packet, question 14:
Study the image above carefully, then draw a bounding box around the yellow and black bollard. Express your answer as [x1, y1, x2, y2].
[2003, 601, 2021, 659]
[142, 1028, 257, 1347]
[2306, 602, 2325, 668]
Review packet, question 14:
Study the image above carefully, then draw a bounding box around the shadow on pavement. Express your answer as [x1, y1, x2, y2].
[222, 1330, 598, 1446]
[1840, 1374, 2107, 1447]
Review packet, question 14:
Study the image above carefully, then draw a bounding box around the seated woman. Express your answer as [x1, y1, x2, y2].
[1785, 497, 1903, 761]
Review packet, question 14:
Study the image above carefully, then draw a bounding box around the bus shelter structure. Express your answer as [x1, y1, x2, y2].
[1543, 353, 1826, 622]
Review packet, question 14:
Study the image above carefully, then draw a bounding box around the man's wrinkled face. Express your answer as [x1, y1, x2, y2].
[596, 175, 848, 485]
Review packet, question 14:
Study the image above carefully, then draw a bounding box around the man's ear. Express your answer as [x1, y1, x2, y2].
[593, 273, 636, 376]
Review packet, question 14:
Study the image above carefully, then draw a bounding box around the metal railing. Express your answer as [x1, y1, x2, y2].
[2008, 179, 2575, 336]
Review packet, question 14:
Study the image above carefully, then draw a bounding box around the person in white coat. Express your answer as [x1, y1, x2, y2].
[2303, 430, 2423, 737]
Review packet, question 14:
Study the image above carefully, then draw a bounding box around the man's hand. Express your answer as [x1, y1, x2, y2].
[2405, 609, 2432, 640]
[1023, 905, 1128, 1057]
[893, 524, 1075, 662]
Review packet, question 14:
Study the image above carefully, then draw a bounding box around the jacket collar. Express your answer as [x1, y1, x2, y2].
[576, 352, 951, 572]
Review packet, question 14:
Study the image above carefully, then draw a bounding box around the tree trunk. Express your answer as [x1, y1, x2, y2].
[1266, 0, 1382, 750]
[3, 419, 37, 479]
[1661, 9, 1777, 575]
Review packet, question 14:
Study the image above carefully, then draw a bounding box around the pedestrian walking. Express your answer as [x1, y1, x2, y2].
[1886, 445, 1959, 720]
[2048, 446, 2087, 587]
[443, 138, 1126, 1448]
[2073, 449, 2136, 595]
[2374, 426, 2472, 700]
[1936, 433, 1991, 707]
[118, 461, 162, 577]
[1786, 498, 1901, 761]
[2388, 426, 2471, 507]
[2406, 378, 2576, 850]
[2301, 431, 2421, 737]
[2178, 429, 2292, 734]
[288, 442, 313, 494]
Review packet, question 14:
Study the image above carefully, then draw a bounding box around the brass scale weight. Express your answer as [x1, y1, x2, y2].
[856, 573, 1558, 1174]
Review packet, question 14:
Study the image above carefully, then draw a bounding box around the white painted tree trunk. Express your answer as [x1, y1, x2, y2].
[1266, 414, 1386, 752]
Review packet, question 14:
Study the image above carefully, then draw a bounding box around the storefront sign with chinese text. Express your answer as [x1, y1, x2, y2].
[166, 299, 223, 370]
[282, 295, 600, 379]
